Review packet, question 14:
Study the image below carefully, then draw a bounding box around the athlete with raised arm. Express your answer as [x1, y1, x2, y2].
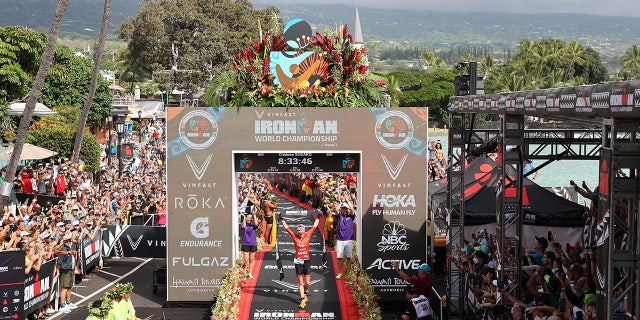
[281, 215, 320, 309]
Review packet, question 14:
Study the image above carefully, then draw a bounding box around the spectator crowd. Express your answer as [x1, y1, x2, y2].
[0, 119, 167, 318]
[447, 222, 610, 319]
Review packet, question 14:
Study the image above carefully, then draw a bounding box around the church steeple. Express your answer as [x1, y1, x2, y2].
[352, 7, 364, 48]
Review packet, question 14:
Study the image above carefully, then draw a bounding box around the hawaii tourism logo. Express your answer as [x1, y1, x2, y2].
[374, 110, 414, 150]
[179, 110, 218, 150]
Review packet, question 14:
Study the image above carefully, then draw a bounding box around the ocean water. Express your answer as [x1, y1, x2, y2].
[427, 130, 599, 194]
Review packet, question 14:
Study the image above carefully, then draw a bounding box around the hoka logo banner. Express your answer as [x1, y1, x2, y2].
[372, 195, 416, 208]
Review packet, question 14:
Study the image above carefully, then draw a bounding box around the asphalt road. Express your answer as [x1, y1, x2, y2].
[50, 257, 210, 320]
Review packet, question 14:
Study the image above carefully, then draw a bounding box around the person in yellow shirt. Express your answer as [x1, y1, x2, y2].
[117, 282, 141, 320]
[105, 285, 126, 320]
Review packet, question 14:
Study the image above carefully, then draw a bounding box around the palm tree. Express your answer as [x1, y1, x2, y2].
[562, 40, 585, 83]
[620, 44, 640, 79]
[0, 0, 70, 208]
[386, 75, 401, 107]
[72, 0, 112, 162]
[480, 52, 495, 79]
[421, 50, 436, 69]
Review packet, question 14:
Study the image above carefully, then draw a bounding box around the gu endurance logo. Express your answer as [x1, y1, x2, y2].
[374, 110, 414, 150]
[179, 110, 218, 150]
[190, 217, 209, 239]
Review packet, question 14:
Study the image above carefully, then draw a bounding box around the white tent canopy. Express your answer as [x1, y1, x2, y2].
[129, 100, 165, 119]
[0, 143, 58, 160]
[9, 102, 57, 117]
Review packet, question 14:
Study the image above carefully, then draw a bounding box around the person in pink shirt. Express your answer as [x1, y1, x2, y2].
[156, 198, 166, 226]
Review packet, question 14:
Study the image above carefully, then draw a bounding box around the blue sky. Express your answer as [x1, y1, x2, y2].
[257, 0, 640, 18]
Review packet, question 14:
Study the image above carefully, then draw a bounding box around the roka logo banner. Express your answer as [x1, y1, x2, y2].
[167, 107, 428, 302]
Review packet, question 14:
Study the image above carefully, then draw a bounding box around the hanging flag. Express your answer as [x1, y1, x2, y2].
[318, 220, 329, 271]
[322, 243, 329, 271]
[275, 215, 284, 280]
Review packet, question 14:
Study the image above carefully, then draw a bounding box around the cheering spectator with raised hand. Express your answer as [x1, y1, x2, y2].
[392, 261, 433, 298]
[334, 201, 356, 280]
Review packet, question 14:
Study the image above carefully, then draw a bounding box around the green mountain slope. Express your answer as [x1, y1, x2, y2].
[2, 1, 637, 59]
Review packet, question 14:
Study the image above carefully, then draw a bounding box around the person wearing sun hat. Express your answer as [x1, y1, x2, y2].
[56, 233, 78, 313]
[392, 261, 433, 297]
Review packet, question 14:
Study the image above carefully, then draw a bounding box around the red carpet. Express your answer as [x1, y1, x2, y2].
[235, 188, 360, 320]
[271, 188, 360, 319]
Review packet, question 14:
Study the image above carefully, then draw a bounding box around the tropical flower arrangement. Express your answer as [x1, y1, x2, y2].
[211, 259, 245, 320]
[346, 252, 382, 320]
[206, 22, 387, 108]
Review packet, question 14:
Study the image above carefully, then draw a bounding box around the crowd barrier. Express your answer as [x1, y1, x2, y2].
[0, 226, 166, 319]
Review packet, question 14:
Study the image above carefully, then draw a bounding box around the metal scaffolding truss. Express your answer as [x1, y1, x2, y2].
[445, 80, 640, 319]
[465, 128, 602, 160]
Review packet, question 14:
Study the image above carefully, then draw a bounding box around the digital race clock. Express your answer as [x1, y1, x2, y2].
[234, 152, 360, 173]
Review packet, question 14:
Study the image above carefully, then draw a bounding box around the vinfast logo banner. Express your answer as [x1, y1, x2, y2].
[167, 107, 427, 303]
[100, 226, 166, 258]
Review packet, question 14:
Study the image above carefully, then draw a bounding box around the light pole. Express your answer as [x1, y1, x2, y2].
[115, 118, 124, 176]
[106, 116, 112, 167]
[138, 110, 143, 143]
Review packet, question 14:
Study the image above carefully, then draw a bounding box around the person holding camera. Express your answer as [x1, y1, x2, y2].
[56, 234, 79, 313]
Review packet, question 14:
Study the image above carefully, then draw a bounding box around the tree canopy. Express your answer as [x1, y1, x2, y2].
[116, 0, 280, 92]
[388, 69, 455, 123]
[483, 38, 606, 93]
[0, 26, 112, 126]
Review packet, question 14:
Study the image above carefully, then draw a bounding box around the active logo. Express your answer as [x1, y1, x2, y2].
[190, 217, 209, 239]
[179, 110, 218, 150]
[374, 110, 414, 150]
[186, 153, 213, 181]
[381, 154, 407, 181]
